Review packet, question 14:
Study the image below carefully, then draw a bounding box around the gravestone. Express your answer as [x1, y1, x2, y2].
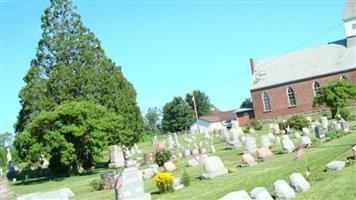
[18, 188, 75, 200]
[340, 120, 350, 132]
[300, 136, 312, 147]
[320, 117, 328, 129]
[182, 149, 191, 157]
[281, 135, 296, 153]
[290, 173, 310, 192]
[191, 148, 199, 156]
[164, 161, 177, 172]
[39, 154, 49, 169]
[250, 187, 273, 200]
[267, 132, 276, 141]
[302, 127, 310, 135]
[124, 160, 138, 168]
[257, 147, 273, 161]
[134, 144, 142, 154]
[109, 145, 125, 168]
[114, 168, 151, 200]
[187, 159, 199, 167]
[166, 135, 174, 149]
[241, 152, 257, 167]
[199, 147, 207, 154]
[244, 135, 257, 153]
[173, 178, 184, 191]
[202, 156, 228, 180]
[314, 126, 326, 142]
[101, 171, 118, 189]
[142, 165, 159, 180]
[352, 145, 356, 159]
[294, 132, 301, 139]
[144, 152, 155, 165]
[6, 148, 12, 164]
[273, 179, 296, 199]
[260, 135, 272, 148]
[219, 190, 252, 200]
[172, 133, 180, 147]
[198, 154, 208, 164]
[326, 160, 346, 171]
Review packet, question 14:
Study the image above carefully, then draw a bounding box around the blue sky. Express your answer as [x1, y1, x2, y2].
[0, 0, 346, 134]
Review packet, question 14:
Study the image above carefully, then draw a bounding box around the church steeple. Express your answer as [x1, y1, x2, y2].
[343, 0, 356, 47]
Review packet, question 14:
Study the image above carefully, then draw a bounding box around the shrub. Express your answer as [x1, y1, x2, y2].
[154, 172, 174, 193]
[338, 108, 351, 121]
[181, 170, 191, 187]
[287, 115, 310, 131]
[245, 119, 263, 131]
[90, 179, 105, 191]
[155, 150, 172, 166]
[326, 131, 338, 140]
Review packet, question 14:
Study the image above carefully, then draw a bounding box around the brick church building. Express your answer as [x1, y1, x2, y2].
[250, 0, 356, 120]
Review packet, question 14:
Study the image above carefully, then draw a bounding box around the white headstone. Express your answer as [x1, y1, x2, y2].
[108, 145, 125, 168]
[326, 160, 346, 171]
[6, 148, 12, 164]
[281, 135, 296, 153]
[320, 117, 328, 129]
[290, 173, 310, 192]
[187, 159, 199, 167]
[17, 188, 75, 200]
[260, 135, 272, 148]
[244, 135, 257, 153]
[267, 132, 276, 141]
[202, 156, 228, 180]
[294, 132, 301, 139]
[172, 133, 180, 147]
[219, 190, 252, 200]
[250, 187, 273, 200]
[273, 179, 296, 199]
[166, 135, 174, 149]
[300, 136, 312, 147]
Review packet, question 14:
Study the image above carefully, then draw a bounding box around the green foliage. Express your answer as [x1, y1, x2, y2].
[314, 80, 356, 118]
[162, 97, 195, 132]
[244, 119, 263, 131]
[13, 101, 122, 174]
[144, 107, 161, 132]
[287, 115, 310, 131]
[240, 98, 253, 109]
[0, 131, 13, 167]
[181, 170, 191, 187]
[185, 90, 213, 117]
[326, 131, 338, 140]
[15, 0, 143, 145]
[90, 179, 105, 191]
[338, 108, 352, 121]
[155, 150, 172, 166]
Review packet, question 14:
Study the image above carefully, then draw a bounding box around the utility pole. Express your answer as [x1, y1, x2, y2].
[192, 91, 201, 133]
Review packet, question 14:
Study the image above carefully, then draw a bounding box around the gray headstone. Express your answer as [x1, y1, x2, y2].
[17, 188, 75, 200]
[202, 156, 228, 180]
[300, 136, 312, 147]
[108, 145, 125, 168]
[250, 187, 273, 200]
[187, 159, 199, 167]
[281, 135, 296, 153]
[273, 179, 296, 199]
[320, 117, 328, 129]
[326, 160, 346, 171]
[290, 173, 310, 192]
[219, 190, 252, 200]
[260, 135, 272, 148]
[244, 135, 257, 154]
[115, 168, 150, 200]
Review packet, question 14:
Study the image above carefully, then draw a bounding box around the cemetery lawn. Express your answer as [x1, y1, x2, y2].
[8, 130, 356, 200]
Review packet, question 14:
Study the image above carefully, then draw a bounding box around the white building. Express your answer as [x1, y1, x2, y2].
[190, 110, 239, 133]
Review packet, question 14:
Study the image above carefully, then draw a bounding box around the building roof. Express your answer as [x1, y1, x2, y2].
[200, 110, 237, 123]
[251, 43, 356, 91]
[235, 108, 253, 113]
[343, 0, 356, 21]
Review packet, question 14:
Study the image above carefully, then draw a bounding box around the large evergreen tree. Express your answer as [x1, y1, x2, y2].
[15, 0, 143, 146]
[162, 97, 195, 132]
[185, 90, 212, 117]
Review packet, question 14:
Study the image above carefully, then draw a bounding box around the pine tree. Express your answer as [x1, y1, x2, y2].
[15, 0, 143, 146]
[162, 97, 195, 132]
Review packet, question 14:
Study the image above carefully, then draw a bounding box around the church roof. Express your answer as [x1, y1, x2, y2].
[343, 0, 356, 21]
[250, 43, 356, 91]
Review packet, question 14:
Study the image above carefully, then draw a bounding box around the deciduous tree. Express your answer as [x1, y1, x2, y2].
[162, 97, 195, 132]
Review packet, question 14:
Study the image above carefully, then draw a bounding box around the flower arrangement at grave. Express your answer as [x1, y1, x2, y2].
[154, 172, 175, 193]
[155, 150, 172, 166]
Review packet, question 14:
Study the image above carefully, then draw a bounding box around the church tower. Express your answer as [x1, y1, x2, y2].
[344, 0, 356, 47]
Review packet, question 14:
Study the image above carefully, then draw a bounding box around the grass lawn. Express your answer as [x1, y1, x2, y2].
[7, 112, 356, 200]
